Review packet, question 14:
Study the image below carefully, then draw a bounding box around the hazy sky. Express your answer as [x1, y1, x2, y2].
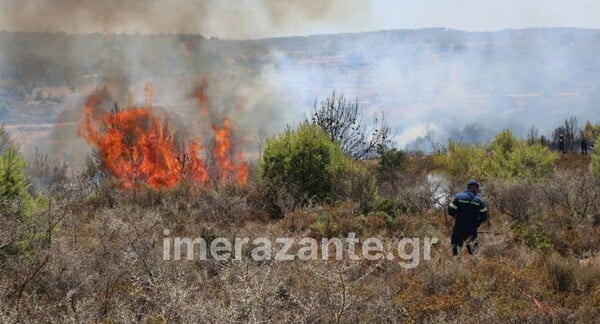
[372, 0, 600, 32]
[0, 0, 599, 38]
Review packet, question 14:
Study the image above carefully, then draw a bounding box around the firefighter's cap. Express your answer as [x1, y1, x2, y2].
[467, 179, 480, 187]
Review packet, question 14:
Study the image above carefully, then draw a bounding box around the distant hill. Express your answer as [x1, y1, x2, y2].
[1, 28, 600, 149]
[2, 28, 600, 89]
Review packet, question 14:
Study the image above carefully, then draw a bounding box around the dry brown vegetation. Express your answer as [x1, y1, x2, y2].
[1, 152, 600, 323]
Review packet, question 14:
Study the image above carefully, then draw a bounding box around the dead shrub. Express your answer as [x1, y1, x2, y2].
[545, 254, 600, 294]
[392, 171, 447, 215]
[541, 170, 600, 217]
[485, 178, 541, 222]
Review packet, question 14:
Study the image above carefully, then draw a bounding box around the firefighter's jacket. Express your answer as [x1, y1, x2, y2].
[448, 190, 489, 233]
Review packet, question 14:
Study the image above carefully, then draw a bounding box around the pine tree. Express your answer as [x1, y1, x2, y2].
[0, 148, 29, 201]
[0, 126, 30, 204]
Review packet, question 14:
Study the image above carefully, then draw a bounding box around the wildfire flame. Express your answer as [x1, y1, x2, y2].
[212, 118, 249, 183]
[78, 85, 248, 189]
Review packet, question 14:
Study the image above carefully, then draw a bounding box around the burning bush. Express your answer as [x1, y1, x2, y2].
[78, 87, 248, 189]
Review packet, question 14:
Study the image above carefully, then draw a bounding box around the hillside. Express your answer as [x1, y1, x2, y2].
[1, 28, 600, 153]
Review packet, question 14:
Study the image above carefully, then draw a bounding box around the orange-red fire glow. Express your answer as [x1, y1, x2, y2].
[78, 86, 248, 189]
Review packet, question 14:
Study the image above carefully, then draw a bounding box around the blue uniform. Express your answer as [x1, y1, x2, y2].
[448, 190, 489, 255]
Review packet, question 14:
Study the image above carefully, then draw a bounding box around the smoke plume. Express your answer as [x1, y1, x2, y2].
[0, 0, 370, 39]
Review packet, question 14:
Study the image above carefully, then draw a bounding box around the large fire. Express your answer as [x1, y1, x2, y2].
[78, 85, 248, 189]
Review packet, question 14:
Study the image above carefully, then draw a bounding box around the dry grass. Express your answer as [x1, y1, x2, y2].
[1, 160, 600, 323]
[555, 153, 591, 170]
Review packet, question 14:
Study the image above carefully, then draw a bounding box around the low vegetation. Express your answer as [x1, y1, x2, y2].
[435, 129, 559, 181]
[592, 135, 600, 175]
[1, 120, 600, 323]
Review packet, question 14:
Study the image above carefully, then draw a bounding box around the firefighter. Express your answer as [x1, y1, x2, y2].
[558, 133, 565, 153]
[581, 138, 588, 155]
[448, 179, 489, 256]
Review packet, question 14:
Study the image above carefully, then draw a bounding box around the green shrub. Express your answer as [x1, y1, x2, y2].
[513, 222, 551, 251]
[490, 129, 518, 159]
[259, 124, 378, 216]
[0, 127, 48, 257]
[436, 130, 558, 180]
[434, 140, 488, 180]
[377, 198, 399, 217]
[0, 125, 38, 215]
[378, 147, 407, 176]
[332, 162, 378, 213]
[310, 212, 340, 238]
[0, 148, 29, 202]
[592, 135, 600, 175]
[259, 124, 353, 206]
[505, 143, 557, 178]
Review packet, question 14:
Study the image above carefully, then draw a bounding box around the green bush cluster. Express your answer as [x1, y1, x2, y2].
[0, 146, 46, 218]
[434, 140, 488, 180]
[592, 135, 600, 175]
[0, 148, 29, 202]
[0, 126, 34, 213]
[504, 143, 558, 178]
[435, 129, 558, 180]
[259, 124, 376, 215]
[1, 127, 49, 259]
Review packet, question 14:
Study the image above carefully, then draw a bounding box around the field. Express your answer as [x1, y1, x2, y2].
[2, 147, 600, 322]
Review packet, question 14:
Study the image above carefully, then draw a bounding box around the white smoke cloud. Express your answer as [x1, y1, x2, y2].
[0, 0, 371, 39]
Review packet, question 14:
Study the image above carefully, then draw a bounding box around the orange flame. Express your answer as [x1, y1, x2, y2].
[212, 118, 249, 184]
[79, 84, 247, 189]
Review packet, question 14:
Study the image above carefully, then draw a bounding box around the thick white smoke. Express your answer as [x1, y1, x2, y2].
[0, 0, 370, 39]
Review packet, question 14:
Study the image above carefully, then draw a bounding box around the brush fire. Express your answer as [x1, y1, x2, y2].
[78, 85, 248, 189]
